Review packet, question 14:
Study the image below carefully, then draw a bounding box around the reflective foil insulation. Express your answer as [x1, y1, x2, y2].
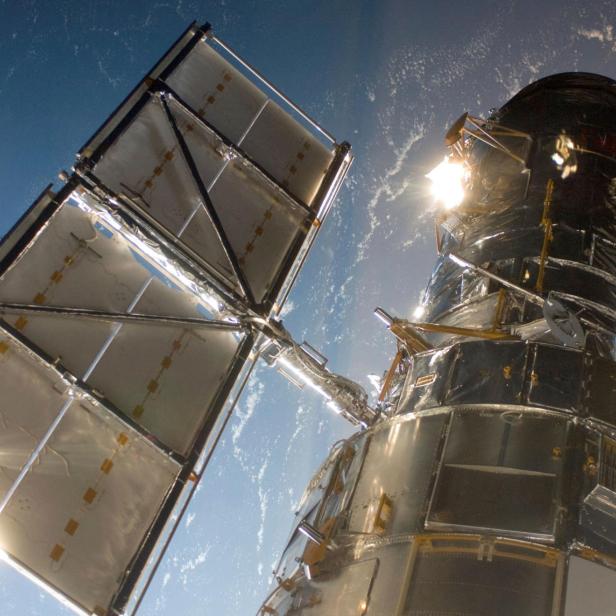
[260, 73, 616, 615]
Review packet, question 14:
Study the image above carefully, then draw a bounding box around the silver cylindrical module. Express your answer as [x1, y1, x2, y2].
[259, 73, 616, 615]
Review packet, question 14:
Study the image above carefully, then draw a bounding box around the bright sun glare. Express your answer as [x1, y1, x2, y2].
[426, 157, 467, 209]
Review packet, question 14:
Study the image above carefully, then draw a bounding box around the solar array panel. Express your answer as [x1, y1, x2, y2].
[0, 21, 351, 615]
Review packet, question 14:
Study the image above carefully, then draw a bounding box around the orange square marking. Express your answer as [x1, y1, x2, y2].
[65, 519, 79, 536]
[216, 83, 225, 92]
[147, 380, 159, 393]
[223, 73, 232, 82]
[132, 404, 144, 419]
[83, 488, 97, 504]
[15, 316, 28, 331]
[172, 339, 182, 351]
[100, 459, 113, 474]
[51, 270, 63, 283]
[117, 432, 129, 446]
[0, 341, 8, 354]
[161, 356, 172, 369]
[33, 293, 46, 305]
[50, 544, 65, 561]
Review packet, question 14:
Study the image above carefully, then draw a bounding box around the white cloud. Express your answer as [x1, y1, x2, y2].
[578, 24, 615, 49]
[180, 546, 211, 574]
[185, 512, 196, 528]
[231, 378, 264, 446]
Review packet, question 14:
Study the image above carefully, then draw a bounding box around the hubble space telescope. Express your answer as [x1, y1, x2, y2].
[1, 20, 616, 616]
[259, 71, 616, 615]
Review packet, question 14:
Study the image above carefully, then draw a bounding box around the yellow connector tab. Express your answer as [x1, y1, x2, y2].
[372, 493, 393, 534]
[83, 488, 97, 505]
[64, 519, 79, 536]
[50, 544, 65, 562]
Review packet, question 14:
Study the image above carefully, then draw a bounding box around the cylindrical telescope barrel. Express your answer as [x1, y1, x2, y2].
[259, 73, 616, 615]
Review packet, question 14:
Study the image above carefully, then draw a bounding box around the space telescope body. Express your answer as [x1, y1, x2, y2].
[259, 73, 616, 615]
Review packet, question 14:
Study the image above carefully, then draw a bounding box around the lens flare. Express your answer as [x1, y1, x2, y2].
[426, 157, 468, 209]
[412, 304, 426, 319]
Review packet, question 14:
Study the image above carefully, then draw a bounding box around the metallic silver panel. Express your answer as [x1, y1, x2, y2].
[0, 195, 246, 455]
[89, 91, 318, 304]
[591, 234, 616, 276]
[0, 398, 178, 615]
[0, 199, 149, 378]
[0, 331, 76, 503]
[526, 344, 583, 412]
[86, 34, 344, 308]
[580, 436, 616, 550]
[427, 411, 568, 540]
[165, 40, 268, 145]
[446, 340, 529, 407]
[239, 99, 334, 206]
[275, 436, 368, 580]
[397, 340, 588, 417]
[524, 256, 616, 314]
[403, 538, 557, 616]
[582, 484, 616, 541]
[564, 556, 616, 615]
[263, 558, 377, 616]
[585, 356, 616, 428]
[397, 347, 456, 414]
[167, 36, 337, 206]
[347, 415, 446, 535]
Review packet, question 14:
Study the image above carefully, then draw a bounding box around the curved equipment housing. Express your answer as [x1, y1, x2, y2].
[260, 73, 616, 615]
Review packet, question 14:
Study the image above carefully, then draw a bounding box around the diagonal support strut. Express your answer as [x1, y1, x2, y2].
[159, 94, 257, 307]
[0, 302, 243, 330]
